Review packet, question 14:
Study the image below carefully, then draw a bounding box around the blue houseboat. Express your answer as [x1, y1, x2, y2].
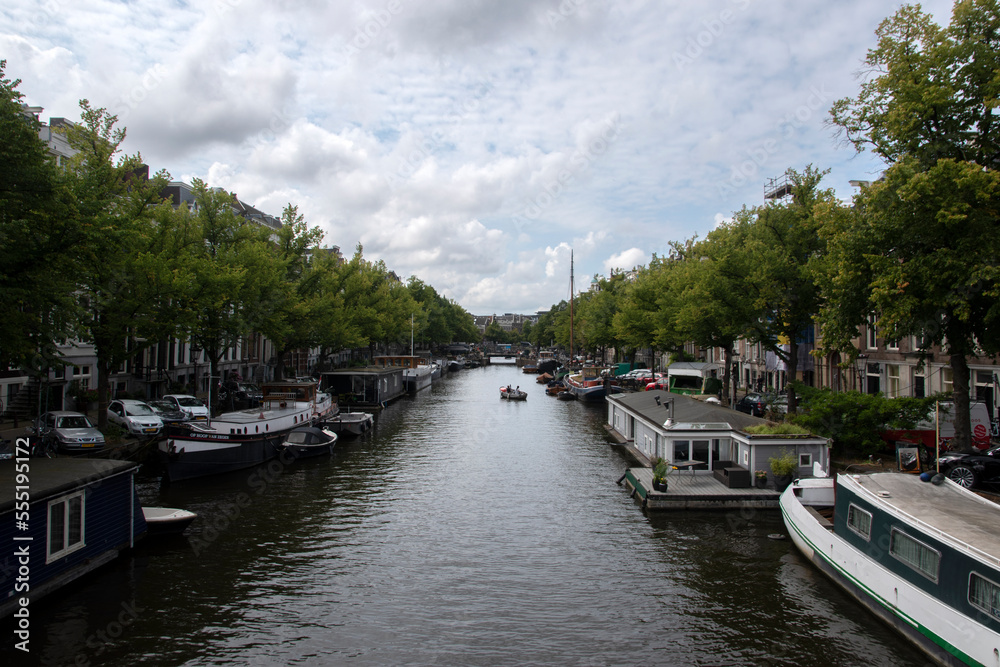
[1, 457, 147, 619]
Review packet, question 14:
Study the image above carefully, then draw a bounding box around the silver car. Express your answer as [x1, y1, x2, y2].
[107, 399, 164, 436]
[36, 411, 106, 452]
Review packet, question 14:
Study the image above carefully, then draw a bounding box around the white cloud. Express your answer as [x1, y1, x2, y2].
[0, 0, 960, 314]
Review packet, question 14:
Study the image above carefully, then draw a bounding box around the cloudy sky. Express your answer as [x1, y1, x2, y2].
[3, 0, 956, 315]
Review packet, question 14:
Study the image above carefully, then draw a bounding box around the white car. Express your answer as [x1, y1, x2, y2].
[161, 394, 210, 421]
[107, 399, 164, 436]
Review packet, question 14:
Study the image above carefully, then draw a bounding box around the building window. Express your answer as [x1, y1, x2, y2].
[913, 369, 926, 398]
[969, 572, 1000, 621]
[47, 491, 85, 563]
[942, 368, 953, 395]
[866, 316, 878, 350]
[890, 528, 940, 582]
[798, 453, 812, 468]
[887, 364, 900, 398]
[846, 504, 872, 540]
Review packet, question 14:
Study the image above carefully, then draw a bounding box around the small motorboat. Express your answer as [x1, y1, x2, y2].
[321, 410, 374, 436]
[500, 386, 527, 401]
[142, 507, 197, 536]
[280, 426, 338, 458]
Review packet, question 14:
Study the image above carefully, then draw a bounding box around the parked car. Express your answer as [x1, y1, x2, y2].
[645, 375, 670, 391]
[147, 399, 190, 427]
[620, 369, 654, 380]
[161, 394, 210, 421]
[735, 392, 768, 417]
[34, 411, 106, 452]
[107, 399, 164, 436]
[937, 445, 1000, 489]
[216, 382, 263, 410]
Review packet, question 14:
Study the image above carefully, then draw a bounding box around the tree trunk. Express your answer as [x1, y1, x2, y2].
[786, 339, 799, 414]
[96, 357, 112, 429]
[274, 350, 287, 381]
[950, 351, 972, 451]
[723, 346, 734, 408]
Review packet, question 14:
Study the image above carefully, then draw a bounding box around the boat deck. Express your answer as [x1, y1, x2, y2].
[851, 473, 1000, 563]
[621, 467, 780, 510]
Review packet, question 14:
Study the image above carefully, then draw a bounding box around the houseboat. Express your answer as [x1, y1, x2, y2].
[780, 472, 1000, 666]
[320, 367, 406, 408]
[373, 355, 434, 393]
[564, 367, 617, 402]
[1, 457, 147, 619]
[160, 380, 334, 482]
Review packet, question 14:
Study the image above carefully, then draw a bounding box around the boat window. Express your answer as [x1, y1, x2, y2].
[846, 504, 872, 540]
[47, 490, 85, 563]
[969, 573, 1000, 621]
[889, 528, 940, 583]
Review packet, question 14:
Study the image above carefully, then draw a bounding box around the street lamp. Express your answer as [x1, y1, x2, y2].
[855, 353, 869, 392]
[731, 352, 741, 407]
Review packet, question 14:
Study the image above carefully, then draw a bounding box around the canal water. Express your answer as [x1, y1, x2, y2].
[8, 364, 928, 666]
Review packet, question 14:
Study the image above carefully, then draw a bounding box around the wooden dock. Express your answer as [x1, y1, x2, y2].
[618, 467, 780, 511]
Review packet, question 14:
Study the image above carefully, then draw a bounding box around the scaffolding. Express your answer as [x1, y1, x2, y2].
[764, 174, 792, 200]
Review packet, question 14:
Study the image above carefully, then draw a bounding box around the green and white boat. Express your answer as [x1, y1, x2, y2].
[780, 472, 1000, 667]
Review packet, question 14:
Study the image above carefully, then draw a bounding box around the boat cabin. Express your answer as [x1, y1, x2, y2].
[320, 367, 405, 408]
[260, 380, 321, 407]
[0, 458, 147, 618]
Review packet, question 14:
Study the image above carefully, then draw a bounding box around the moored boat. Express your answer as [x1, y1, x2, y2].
[142, 507, 197, 536]
[160, 380, 335, 482]
[279, 425, 338, 459]
[320, 409, 374, 436]
[780, 472, 1000, 667]
[374, 355, 434, 392]
[564, 367, 617, 402]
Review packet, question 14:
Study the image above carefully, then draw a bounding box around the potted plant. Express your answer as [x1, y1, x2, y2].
[651, 457, 670, 492]
[769, 449, 798, 493]
[754, 469, 768, 489]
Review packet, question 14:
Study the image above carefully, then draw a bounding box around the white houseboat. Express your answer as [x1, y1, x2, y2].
[160, 380, 334, 482]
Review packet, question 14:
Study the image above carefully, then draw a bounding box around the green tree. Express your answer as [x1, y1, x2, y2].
[613, 256, 681, 363]
[823, 1, 1000, 449]
[63, 101, 178, 426]
[735, 165, 836, 413]
[669, 230, 758, 405]
[0, 61, 76, 371]
[258, 204, 326, 380]
[178, 179, 278, 403]
[788, 384, 939, 457]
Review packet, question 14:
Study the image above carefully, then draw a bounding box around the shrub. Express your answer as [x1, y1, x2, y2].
[769, 449, 798, 476]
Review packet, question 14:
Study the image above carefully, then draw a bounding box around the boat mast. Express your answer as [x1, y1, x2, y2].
[410, 313, 414, 356]
[569, 249, 574, 362]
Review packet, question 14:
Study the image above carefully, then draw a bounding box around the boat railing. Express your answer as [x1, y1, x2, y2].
[184, 421, 219, 433]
